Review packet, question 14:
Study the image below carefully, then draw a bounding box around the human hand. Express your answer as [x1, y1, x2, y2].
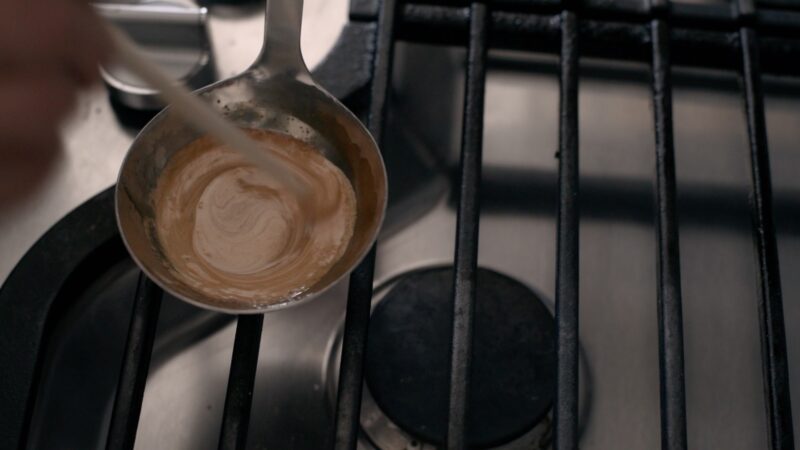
[0, 0, 110, 205]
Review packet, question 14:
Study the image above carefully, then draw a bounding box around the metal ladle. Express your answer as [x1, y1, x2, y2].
[115, 0, 388, 313]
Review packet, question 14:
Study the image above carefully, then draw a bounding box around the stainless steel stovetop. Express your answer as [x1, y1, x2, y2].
[6, 1, 800, 449]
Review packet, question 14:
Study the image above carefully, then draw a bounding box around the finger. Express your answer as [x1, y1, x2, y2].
[0, 139, 60, 206]
[0, 1, 109, 83]
[65, 5, 112, 85]
[0, 2, 73, 64]
[0, 73, 77, 148]
[0, 123, 62, 163]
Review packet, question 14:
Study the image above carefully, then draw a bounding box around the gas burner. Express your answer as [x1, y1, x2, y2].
[323, 266, 585, 449]
[364, 267, 556, 448]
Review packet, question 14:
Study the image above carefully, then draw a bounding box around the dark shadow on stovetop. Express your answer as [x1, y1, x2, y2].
[446, 165, 800, 235]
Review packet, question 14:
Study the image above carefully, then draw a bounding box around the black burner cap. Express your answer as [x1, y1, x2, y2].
[365, 267, 556, 448]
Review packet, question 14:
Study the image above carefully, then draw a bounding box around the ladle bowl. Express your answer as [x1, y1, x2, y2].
[115, 0, 387, 313]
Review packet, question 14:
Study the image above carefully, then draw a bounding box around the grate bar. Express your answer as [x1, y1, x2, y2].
[394, 4, 800, 77]
[553, 8, 580, 450]
[650, 9, 689, 450]
[738, 5, 796, 447]
[446, 3, 488, 449]
[396, 0, 800, 33]
[106, 273, 163, 450]
[218, 315, 264, 450]
[333, 250, 377, 450]
[332, 0, 397, 448]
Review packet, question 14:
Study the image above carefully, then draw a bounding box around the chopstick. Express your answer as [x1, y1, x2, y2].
[105, 24, 302, 191]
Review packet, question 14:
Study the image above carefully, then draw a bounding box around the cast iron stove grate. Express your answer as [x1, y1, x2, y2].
[1, 0, 799, 449]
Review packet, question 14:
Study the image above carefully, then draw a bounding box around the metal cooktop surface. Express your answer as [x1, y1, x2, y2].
[4, 1, 800, 449]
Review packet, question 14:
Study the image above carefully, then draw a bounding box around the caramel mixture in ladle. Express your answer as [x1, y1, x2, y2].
[153, 129, 356, 306]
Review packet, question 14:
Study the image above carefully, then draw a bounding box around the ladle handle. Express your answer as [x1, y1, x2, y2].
[253, 0, 309, 78]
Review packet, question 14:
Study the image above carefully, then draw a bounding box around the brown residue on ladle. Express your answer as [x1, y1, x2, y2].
[152, 128, 356, 306]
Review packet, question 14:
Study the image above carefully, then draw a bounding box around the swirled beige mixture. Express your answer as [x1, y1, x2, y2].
[153, 129, 356, 306]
